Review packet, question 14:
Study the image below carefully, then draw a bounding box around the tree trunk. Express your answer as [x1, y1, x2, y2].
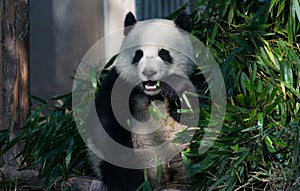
[0, 0, 30, 180]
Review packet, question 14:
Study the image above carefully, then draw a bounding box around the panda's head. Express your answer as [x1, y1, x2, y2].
[115, 11, 196, 96]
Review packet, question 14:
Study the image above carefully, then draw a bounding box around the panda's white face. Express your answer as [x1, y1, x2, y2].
[132, 46, 171, 95]
[115, 15, 195, 96]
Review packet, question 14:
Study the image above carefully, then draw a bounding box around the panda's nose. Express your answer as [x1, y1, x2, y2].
[142, 69, 157, 78]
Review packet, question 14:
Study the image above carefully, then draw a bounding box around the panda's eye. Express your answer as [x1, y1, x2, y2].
[158, 49, 172, 64]
[132, 49, 143, 64]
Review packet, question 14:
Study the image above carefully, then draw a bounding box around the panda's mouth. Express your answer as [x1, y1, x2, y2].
[143, 80, 160, 95]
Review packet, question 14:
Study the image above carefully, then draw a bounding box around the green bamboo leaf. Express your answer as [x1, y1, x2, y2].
[240, 72, 250, 94]
[284, 82, 300, 99]
[90, 67, 97, 90]
[65, 138, 74, 167]
[182, 152, 191, 167]
[236, 94, 245, 105]
[264, 136, 276, 153]
[210, 23, 218, 46]
[228, 5, 234, 25]
[24, 105, 46, 124]
[280, 61, 293, 87]
[177, 108, 194, 114]
[0, 130, 27, 155]
[219, 0, 230, 19]
[135, 181, 147, 191]
[143, 181, 152, 191]
[249, 3, 266, 25]
[216, 157, 230, 176]
[257, 112, 263, 129]
[211, 173, 231, 189]
[149, 101, 166, 123]
[225, 176, 237, 191]
[231, 144, 239, 150]
[288, 12, 294, 43]
[252, 63, 257, 81]
[256, 80, 263, 94]
[195, 155, 217, 173]
[277, 0, 286, 18]
[182, 93, 192, 109]
[50, 93, 72, 101]
[0, 129, 9, 144]
[293, 0, 300, 22]
[264, 45, 277, 68]
[269, 0, 277, 13]
[31, 95, 47, 105]
[232, 148, 249, 168]
[266, 85, 277, 103]
[241, 125, 259, 133]
[264, 95, 284, 114]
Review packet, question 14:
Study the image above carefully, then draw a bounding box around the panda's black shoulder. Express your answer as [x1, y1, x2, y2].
[95, 66, 118, 114]
[190, 68, 207, 95]
[98, 67, 119, 91]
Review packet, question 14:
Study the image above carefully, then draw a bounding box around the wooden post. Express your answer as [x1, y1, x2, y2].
[0, 0, 30, 179]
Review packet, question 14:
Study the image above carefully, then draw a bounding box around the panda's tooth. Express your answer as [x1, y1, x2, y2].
[143, 80, 160, 91]
[145, 84, 157, 90]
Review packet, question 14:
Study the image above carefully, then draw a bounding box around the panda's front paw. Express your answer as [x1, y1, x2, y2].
[160, 75, 199, 126]
[160, 75, 195, 101]
[130, 94, 151, 121]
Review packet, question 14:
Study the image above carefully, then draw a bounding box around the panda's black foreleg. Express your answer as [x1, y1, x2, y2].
[101, 161, 144, 191]
[94, 67, 144, 191]
[95, 67, 133, 146]
[160, 74, 199, 126]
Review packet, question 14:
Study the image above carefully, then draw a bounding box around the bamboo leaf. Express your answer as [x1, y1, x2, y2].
[264, 136, 277, 153]
[30, 95, 47, 105]
[277, 0, 286, 18]
[293, 0, 300, 22]
[0, 130, 27, 155]
[149, 101, 166, 123]
[65, 138, 74, 167]
[228, 5, 234, 25]
[240, 72, 250, 94]
[232, 148, 249, 168]
[264, 45, 277, 69]
[269, 0, 277, 13]
[288, 11, 294, 43]
[210, 23, 218, 46]
[90, 67, 97, 90]
[280, 61, 293, 87]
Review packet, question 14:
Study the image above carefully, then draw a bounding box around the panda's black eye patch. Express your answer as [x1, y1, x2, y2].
[158, 49, 172, 64]
[132, 49, 143, 64]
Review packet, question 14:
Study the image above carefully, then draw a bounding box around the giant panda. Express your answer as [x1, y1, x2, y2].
[92, 11, 207, 191]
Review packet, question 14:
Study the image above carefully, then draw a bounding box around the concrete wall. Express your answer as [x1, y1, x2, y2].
[103, 0, 135, 61]
[30, 0, 135, 100]
[30, 0, 192, 101]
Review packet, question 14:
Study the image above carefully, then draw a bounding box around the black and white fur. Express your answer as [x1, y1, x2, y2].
[92, 11, 206, 191]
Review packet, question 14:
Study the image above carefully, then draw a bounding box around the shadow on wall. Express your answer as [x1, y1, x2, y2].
[30, 0, 103, 100]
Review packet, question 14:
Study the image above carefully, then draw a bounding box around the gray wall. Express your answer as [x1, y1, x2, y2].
[135, 0, 193, 20]
[30, 0, 103, 100]
[30, 0, 192, 100]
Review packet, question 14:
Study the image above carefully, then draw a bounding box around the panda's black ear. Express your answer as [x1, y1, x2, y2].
[124, 12, 137, 27]
[124, 12, 137, 35]
[174, 11, 191, 33]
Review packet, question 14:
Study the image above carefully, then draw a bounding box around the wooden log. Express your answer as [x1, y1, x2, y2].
[0, 0, 30, 170]
[55, 176, 106, 191]
[0, 164, 38, 182]
[54, 176, 190, 191]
